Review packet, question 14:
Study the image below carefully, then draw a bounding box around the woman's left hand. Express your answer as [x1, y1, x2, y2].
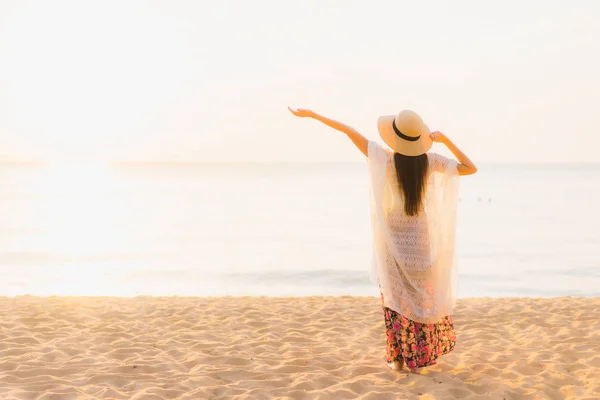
[288, 107, 314, 118]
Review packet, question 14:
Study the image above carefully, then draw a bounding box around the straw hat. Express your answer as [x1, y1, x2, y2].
[377, 110, 432, 156]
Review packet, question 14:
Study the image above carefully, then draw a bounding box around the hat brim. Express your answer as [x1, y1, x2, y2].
[377, 115, 433, 156]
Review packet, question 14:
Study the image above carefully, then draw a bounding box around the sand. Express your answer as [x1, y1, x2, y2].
[0, 296, 598, 400]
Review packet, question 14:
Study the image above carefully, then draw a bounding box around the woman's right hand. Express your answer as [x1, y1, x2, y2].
[431, 131, 478, 175]
[429, 131, 450, 144]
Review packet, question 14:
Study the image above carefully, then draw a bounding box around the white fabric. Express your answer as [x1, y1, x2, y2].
[368, 140, 459, 323]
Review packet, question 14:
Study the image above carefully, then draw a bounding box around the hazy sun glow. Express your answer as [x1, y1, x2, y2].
[1, 0, 599, 163]
[32, 162, 128, 255]
[8, 161, 136, 295]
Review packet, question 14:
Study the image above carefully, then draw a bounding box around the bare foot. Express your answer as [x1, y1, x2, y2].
[387, 360, 404, 371]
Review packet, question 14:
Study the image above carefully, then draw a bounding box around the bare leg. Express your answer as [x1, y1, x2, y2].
[387, 360, 404, 371]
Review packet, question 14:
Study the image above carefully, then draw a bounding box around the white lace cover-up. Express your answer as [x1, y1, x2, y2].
[368, 141, 460, 323]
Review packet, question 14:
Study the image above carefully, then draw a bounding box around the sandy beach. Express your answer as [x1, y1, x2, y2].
[0, 296, 598, 400]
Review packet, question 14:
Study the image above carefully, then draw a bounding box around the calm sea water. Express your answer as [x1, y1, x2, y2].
[1, 162, 599, 297]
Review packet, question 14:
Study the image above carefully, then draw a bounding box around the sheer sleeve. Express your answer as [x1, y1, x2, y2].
[428, 152, 452, 173]
[368, 141, 391, 164]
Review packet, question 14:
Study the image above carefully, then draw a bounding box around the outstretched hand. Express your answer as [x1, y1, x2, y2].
[288, 107, 315, 118]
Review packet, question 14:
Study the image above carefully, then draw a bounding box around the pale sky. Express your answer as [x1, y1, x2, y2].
[0, 0, 599, 163]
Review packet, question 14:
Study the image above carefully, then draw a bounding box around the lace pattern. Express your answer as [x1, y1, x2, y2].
[368, 141, 459, 323]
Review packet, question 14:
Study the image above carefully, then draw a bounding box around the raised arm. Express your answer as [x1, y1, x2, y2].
[430, 131, 478, 176]
[288, 107, 368, 157]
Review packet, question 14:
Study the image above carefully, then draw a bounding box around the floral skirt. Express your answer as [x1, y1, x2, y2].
[381, 293, 456, 369]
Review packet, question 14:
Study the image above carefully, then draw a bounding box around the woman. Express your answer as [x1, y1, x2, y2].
[288, 107, 477, 372]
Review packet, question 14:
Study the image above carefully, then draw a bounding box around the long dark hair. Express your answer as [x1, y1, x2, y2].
[393, 153, 429, 216]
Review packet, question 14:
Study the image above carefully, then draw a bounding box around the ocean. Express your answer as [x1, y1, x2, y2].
[1, 162, 599, 298]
